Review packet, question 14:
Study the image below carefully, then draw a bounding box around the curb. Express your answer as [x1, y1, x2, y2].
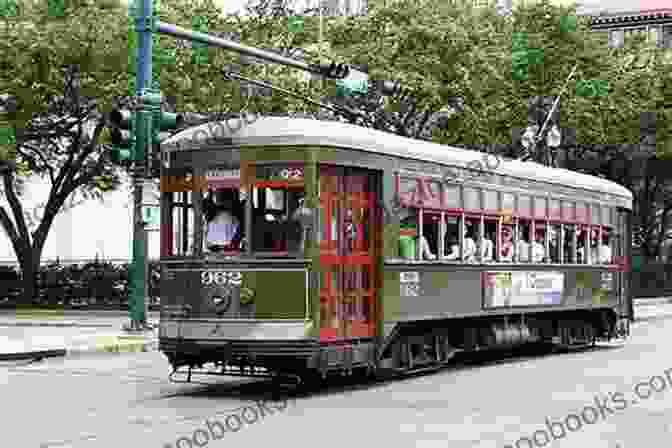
[633, 297, 672, 306]
[0, 322, 116, 328]
[0, 320, 159, 328]
[0, 337, 158, 362]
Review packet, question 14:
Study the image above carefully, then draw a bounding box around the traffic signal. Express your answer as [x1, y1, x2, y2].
[376, 80, 410, 97]
[109, 108, 134, 166]
[148, 110, 184, 175]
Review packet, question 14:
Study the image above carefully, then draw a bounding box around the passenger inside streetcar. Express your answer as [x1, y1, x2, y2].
[531, 227, 546, 263]
[599, 231, 613, 264]
[473, 224, 494, 262]
[399, 212, 436, 260]
[500, 225, 514, 261]
[578, 228, 612, 264]
[563, 224, 576, 263]
[203, 189, 243, 252]
[442, 216, 459, 260]
[575, 226, 588, 264]
[548, 225, 561, 263]
[463, 221, 477, 262]
[443, 219, 476, 261]
[516, 224, 530, 262]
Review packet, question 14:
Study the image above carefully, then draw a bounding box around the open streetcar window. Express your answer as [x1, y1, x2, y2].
[516, 219, 531, 262]
[549, 223, 562, 263]
[420, 211, 440, 260]
[203, 188, 245, 253]
[399, 209, 437, 261]
[199, 164, 309, 258]
[251, 186, 306, 254]
[442, 215, 463, 261]
[251, 164, 308, 257]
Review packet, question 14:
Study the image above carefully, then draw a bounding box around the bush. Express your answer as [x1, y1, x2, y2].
[5, 259, 162, 309]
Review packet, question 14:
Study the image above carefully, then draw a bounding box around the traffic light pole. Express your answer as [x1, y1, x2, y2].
[126, 0, 156, 330]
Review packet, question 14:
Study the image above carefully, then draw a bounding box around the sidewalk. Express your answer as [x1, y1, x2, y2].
[0, 331, 158, 362]
[0, 310, 159, 361]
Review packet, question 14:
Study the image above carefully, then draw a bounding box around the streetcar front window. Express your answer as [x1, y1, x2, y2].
[203, 188, 244, 253]
[251, 186, 307, 254]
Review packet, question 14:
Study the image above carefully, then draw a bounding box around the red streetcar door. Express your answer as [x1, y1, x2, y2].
[319, 167, 379, 341]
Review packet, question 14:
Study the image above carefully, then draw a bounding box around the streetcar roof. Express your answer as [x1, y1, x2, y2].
[163, 116, 633, 203]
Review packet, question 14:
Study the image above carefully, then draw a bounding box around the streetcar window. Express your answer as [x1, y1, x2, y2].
[549, 223, 562, 263]
[481, 218, 496, 263]
[442, 215, 461, 261]
[577, 226, 589, 264]
[599, 229, 613, 264]
[516, 220, 531, 262]
[564, 224, 577, 263]
[252, 186, 306, 255]
[464, 218, 478, 262]
[169, 191, 196, 256]
[499, 223, 514, 262]
[421, 211, 439, 261]
[399, 208, 437, 260]
[203, 188, 244, 253]
[578, 225, 605, 264]
[531, 221, 546, 263]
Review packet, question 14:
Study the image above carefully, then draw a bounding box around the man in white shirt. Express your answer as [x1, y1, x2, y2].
[443, 222, 477, 261]
[531, 228, 546, 263]
[516, 228, 530, 262]
[474, 226, 493, 262]
[597, 231, 612, 264]
[205, 190, 241, 251]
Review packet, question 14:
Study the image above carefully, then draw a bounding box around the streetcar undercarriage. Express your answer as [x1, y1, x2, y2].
[161, 308, 629, 386]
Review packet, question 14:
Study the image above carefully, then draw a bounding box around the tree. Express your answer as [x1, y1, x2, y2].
[0, 0, 356, 304]
[0, 0, 232, 303]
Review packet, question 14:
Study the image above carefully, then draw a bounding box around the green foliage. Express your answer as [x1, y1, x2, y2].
[287, 16, 304, 33]
[0, 0, 18, 17]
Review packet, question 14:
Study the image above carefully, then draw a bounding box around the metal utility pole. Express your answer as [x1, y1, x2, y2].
[126, 0, 159, 331]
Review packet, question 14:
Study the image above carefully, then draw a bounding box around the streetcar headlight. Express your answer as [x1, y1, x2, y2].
[212, 296, 225, 306]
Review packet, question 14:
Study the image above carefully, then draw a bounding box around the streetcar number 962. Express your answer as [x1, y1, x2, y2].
[201, 271, 242, 286]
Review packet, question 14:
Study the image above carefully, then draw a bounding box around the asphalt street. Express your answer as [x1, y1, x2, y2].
[1, 309, 671, 448]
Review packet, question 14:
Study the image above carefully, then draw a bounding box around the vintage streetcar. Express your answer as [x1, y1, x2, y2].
[158, 116, 632, 387]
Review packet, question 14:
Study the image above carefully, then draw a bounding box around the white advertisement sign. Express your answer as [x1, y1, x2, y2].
[484, 271, 564, 307]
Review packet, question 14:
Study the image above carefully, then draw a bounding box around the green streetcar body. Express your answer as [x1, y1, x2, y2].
[158, 116, 632, 383]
